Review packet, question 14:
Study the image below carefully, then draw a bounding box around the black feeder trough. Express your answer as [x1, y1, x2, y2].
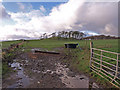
[64, 43, 78, 49]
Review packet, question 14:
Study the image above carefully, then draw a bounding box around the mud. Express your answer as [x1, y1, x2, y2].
[2, 48, 100, 88]
[3, 59, 31, 88]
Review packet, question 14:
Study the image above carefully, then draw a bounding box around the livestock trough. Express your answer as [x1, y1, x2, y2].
[64, 43, 78, 48]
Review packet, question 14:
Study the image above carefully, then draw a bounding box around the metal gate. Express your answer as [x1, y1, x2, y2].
[90, 42, 120, 88]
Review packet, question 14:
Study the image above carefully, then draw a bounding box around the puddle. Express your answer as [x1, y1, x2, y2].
[7, 58, 100, 88]
[8, 60, 30, 88]
[40, 62, 99, 88]
[10, 62, 22, 70]
[42, 69, 54, 74]
[32, 69, 41, 73]
[55, 63, 99, 88]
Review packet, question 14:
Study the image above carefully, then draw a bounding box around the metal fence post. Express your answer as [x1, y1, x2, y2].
[90, 42, 93, 69]
[99, 50, 103, 72]
[112, 53, 119, 83]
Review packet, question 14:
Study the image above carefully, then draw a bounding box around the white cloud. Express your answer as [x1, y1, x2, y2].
[0, 0, 118, 41]
[0, 25, 42, 41]
[17, 3, 25, 10]
[102, 24, 118, 35]
[9, 9, 44, 23]
[17, 3, 33, 12]
[40, 6, 46, 12]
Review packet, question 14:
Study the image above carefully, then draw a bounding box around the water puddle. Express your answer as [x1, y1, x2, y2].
[55, 63, 99, 88]
[40, 62, 99, 88]
[7, 59, 100, 88]
[8, 60, 30, 88]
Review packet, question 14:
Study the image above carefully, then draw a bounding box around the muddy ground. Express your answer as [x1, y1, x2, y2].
[2, 48, 100, 88]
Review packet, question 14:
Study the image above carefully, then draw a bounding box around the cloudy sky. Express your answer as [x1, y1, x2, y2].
[0, 0, 118, 41]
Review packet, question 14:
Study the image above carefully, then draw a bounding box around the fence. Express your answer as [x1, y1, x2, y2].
[90, 42, 120, 88]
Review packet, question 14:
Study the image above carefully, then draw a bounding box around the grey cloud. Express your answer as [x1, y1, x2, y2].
[74, 2, 118, 35]
[36, 1, 118, 36]
[0, 4, 11, 19]
[6, 35, 30, 40]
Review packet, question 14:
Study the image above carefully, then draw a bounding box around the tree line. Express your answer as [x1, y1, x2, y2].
[39, 31, 119, 40]
[40, 31, 86, 40]
[82, 35, 119, 40]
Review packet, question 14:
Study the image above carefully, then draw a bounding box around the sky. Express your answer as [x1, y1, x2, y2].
[0, 0, 119, 41]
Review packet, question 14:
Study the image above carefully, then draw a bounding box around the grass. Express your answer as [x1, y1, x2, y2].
[2, 63, 10, 75]
[2, 38, 119, 52]
[2, 40, 21, 49]
[1, 40, 23, 76]
[21, 38, 119, 52]
[1, 38, 120, 88]
[62, 48, 119, 88]
[0, 62, 2, 79]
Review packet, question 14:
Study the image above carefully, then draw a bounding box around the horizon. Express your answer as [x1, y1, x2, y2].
[1, 33, 119, 42]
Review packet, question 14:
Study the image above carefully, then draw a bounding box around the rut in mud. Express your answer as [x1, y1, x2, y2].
[2, 49, 99, 88]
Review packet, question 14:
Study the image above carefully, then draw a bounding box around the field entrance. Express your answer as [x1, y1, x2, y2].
[90, 42, 120, 88]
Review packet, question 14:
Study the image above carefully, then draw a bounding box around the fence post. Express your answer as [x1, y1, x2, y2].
[112, 53, 119, 83]
[99, 50, 103, 72]
[90, 42, 93, 69]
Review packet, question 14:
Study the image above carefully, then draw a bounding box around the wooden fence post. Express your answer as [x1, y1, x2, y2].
[90, 42, 93, 69]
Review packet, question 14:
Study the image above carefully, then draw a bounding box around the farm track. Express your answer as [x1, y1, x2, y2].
[2, 49, 100, 88]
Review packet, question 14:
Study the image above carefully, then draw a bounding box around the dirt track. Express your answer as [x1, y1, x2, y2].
[2, 49, 100, 88]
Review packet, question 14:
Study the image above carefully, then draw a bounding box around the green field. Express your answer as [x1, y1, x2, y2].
[1, 38, 120, 87]
[20, 38, 119, 53]
[2, 40, 21, 49]
[2, 38, 119, 52]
